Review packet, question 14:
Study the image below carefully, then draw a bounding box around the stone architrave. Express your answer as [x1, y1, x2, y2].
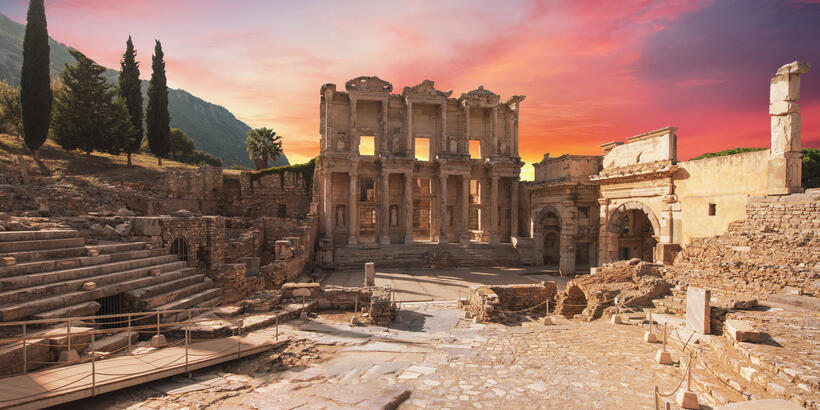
[364, 262, 376, 286]
[686, 286, 710, 334]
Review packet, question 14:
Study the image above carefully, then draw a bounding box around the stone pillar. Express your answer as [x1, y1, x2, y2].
[322, 170, 333, 240]
[490, 106, 498, 156]
[489, 175, 499, 244]
[380, 173, 390, 246]
[406, 101, 413, 156]
[463, 103, 471, 155]
[440, 103, 447, 155]
[439, 173, 448, 244]
[364, 262, 375, 287]
[404, 172, 413, 244]
[349, 97, 357, 154]
[511, 179, 519, 238]
[381, 99, 388, 155]
[559, 233, 576, 275]
[348, 172, 358, 246]
[597, 198, 611, 265]
[768, 61, 811, 195]
[461, 174, 470, 243]
[513, 110, 520, 157]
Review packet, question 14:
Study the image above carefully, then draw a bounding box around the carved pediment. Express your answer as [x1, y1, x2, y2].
[459, 85, 500, 106]
[345, 76, 393, 93]
[401, 80, 453, 100]
[505, 95, 526, 109]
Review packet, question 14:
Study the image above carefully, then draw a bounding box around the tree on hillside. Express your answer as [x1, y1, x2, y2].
[803, 148, 820, 189]
[168, 127, 195, 161]
[52, 49, 133, 157]
[245, 127, 283, 170]
[105, 97, 138, 156]
[20, 0, 52, 161]
[0, 80, 22, 138]
[146, 40, 170, 166]
[118, 36, 144, 166]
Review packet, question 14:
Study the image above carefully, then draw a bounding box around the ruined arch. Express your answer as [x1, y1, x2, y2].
[605, 201, 660, 262]
[170, 237, 190, 264]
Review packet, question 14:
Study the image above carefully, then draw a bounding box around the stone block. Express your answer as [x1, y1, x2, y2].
[239, 257, 261, 277]
[365, 262, 376, 287]
[82, 281, 96, 291]
[86, 248, 100, 257]
[686, 286, 710, 334]
[676, 389, 699, 409]
[0, 256, 15, 266]
[275, 240, 294, 260]
[725, 319, 762, 343]
[150, 334, 167, 347]
[132, 217, 162, 236]
[293, 288, 311, 298]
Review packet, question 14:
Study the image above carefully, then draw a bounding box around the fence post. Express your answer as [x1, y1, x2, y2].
[156, 310, 160, 337]
[22, 323, 27, 375]
[653, 386, 659, 410]
[127, 314, 132, 354]
[91, 331, 96, 397]
[275, 314, 279, 341]
[67, 318, 71, 353]
[185, 311, 190, 377]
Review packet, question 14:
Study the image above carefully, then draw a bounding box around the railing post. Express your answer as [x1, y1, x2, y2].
[275, 314, 279, 341]
[66, 318, 71, 353]
[91, 331, 96, 397]
[156, 310, 160, 337]
[22, 323, 27, 375]
[185, 311, 190, 377]
[127, 314, 132, 354]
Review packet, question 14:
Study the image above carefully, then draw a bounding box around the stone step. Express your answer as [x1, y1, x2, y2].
[31, 301, 102, 320]
[125, 274, 206, 301]
[0, 254, 179, 292]
[0, 248, 168, 278]
[0, 230, 81, 242]
[0, 267, 195, 321]
[0, 246, 88, 264]
[161, 296, 224, 324]
[0, 237, 86, 254]
[139, 281, 214, 310]
[154, 288, 223, 313]
[0, 260, 186, 307]
[87, 242, 151, 255]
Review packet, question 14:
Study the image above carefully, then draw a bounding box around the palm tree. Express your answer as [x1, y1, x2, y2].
[246, 127, 283, 170]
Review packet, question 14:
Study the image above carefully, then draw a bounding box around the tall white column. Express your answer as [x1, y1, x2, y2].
[348, 172, 358, 246]
[461, 174, 470, 243]
[489, 175, 499, 244]
[511, 179, 519, 238]
[406, 101, 413, 156]
[439, 173, 448, 244]
[380, 173, 390, 246]
[404, 172, 413, 244]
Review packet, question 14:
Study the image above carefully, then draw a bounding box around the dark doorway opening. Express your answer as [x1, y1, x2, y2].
[171, 237, 190, 264]
[95, 293, 123, 329]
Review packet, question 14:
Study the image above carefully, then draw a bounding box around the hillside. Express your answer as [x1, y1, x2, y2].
[0, 13, 287, 168]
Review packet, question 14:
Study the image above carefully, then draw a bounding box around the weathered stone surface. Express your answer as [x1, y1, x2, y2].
[725, 319, 761, 343]
[686, 286, 710, 334]
[364, 262, 375, 287]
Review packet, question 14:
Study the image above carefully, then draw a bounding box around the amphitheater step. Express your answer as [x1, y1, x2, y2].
[125, 274, 206, 302]
[0, 266, 195, 321]
[0, 260, 185, 305]
[0, 237, 86, 253]
[154, 288, 223, 312]
[0, 230, 81, 242]
[0, 248, 168, 278]
[86, 242, 152, 255]
[138, 281, 214, 310]
[0, 247, 89, 264]
[31, 301, 102, 320]
[0, 254, 179, 292]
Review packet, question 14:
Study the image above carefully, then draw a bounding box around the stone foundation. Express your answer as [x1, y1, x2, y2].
[466, 282, 557, 324]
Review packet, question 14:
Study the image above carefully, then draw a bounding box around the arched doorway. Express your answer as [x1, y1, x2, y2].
[170, 237, 190, 264]
[607, 203, 658, 262]
[540, 210, 561, 266]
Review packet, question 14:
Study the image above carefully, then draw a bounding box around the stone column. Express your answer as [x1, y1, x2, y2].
[489, 175, 499, 244]
[768, 61, 811, 195]
[511, 179, 519, 238]
[381, 99, 388, 155]
[440, 103, 447, 155]
[439, 173, 448, 244]
[461, 175, 470, 243]
[380, 173, 390, 246]
[406, 100, 413, 156]
[404, 172, 413, 244]
[513, 110, 520, 157]
[348, 172, 358, 246]
[559, 233, 576, 275]
[490, 106, 498, 156]
[463, 103, 471, 155]
[349, 97, 357, 154]
[322, 170, 333, 239]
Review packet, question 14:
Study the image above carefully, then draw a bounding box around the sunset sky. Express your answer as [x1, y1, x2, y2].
[3, 0, 819, 179]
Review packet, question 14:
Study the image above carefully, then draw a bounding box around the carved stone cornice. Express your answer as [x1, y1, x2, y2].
[344, 76, 393, 98]
[459, 85, 500, 107]
[401, 80, 452, 102]
[590, 161, 677, 184]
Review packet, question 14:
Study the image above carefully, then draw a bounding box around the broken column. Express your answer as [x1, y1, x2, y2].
[768, 61, 811, 195]
[364, 262, 375, 287]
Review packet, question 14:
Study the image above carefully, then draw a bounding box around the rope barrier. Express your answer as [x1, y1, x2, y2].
[493, 300, 547, 314]
[656, 354, 692, 398]
[695, 348, 750, 399]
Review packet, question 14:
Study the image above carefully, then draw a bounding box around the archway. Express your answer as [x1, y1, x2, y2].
[170, 237, 190, 264]
[538, 208, 561, 266]
[543, 232, 560, 264]
[606, 202, 659, 262]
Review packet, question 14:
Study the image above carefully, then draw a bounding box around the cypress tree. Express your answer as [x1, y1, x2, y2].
[146, 40, 169, 166]
[51, 49, 114, 157]
[118, 36, 143, 166]
[20, 0, 52, 161]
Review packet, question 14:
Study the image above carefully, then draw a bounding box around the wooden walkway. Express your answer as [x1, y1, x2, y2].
[0, 334, 281, 409]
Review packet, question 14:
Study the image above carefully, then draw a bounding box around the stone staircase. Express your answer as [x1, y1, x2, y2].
[332, 242, 522, 269]
[0, 230, 223, 323]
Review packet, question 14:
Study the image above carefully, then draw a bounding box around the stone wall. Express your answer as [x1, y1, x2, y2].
[671, 190, 820, 296]
[466, 282, 557, 323]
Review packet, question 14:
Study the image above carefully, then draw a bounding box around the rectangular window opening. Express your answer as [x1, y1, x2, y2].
[708, 203, 716, 216]
[470, 179, 481, 204]
[415, 137, 430, 161]
[469, 140, 481, 159]
[359, 136, 375, 156]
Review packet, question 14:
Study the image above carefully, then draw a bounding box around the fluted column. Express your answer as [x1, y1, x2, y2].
[380, 173, 390, 246]
[489, 175, 499, 244]
[440, 103, 447, 154]
[348, 172, 358, 246]
[439, 173, 448, 244]
[349, 97, 357, 154]
[461, 174, 470, 243]
[404, 172, 413, 244]
[511, 179, 519, 238]
[490, 106, 498, 156]
[406, 101, 413, 156]
[323, 170, 333, 239]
